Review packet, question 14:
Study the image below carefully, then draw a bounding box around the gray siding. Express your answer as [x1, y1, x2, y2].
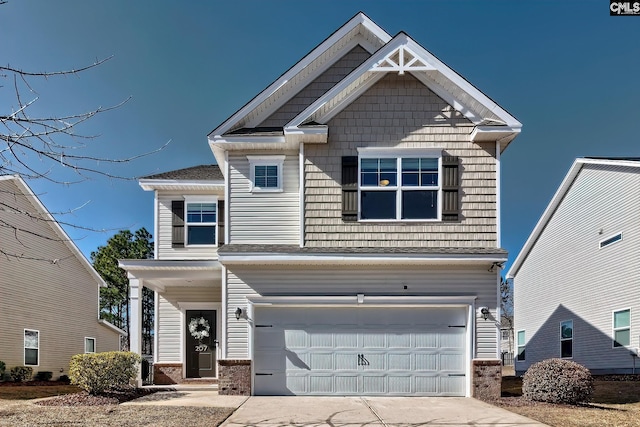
[228, 153, 300, 244]
[0, 179, 120, 376]
[156, 287, 221, 363]
[304, 73, 497, 248]
[157, 191, 223, 260]
[259, 45, 371, 128]
[514, 164, 640, 373]
[226, 265, 498, 359]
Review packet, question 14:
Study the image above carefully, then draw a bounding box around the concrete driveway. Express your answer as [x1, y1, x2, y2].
[221, 396, 548, 427]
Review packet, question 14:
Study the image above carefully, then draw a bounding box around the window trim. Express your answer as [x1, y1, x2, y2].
[613, 308, 631, 348]
[356, 148, 442, 222]
[599, 232, 623, 249]
[247, 155, 285, 193]
[184, 196, 218, 247]
[24, 329, 39, 367]
[560, 319, 573, 359]
[85, 337, 96, 354]
[516, 329, 526, 361]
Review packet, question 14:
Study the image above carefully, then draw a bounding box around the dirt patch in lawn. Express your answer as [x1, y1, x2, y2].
[0, 384, 81, 400]
[496, 376, 640, 427]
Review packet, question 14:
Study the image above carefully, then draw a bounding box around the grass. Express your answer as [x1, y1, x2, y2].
[499, 376, 640, 427]
[0, 385, 81, 400]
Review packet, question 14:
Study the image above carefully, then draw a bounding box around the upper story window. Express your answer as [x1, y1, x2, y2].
[358, 148, 441, 221]
[24, 329, 39, 366]
[248, 155, 285, 192]
[185, 196, 217, 246]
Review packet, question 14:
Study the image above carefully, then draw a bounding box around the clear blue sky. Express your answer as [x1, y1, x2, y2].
[1, 1, 639, 270]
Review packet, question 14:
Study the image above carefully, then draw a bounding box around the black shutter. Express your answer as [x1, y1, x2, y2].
[171, 200, 185, 247]
[217, 199, 225, 246]
[442, 156, 459, 222]
[342, 156, 358, 222]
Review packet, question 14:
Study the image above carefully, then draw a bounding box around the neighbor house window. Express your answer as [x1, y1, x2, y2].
[516, 330, 526, 361]
[358, 149, 441, 221]
[248, 155, 285, 192]
[600, 232, 622, 249]
[613, 309, 631, 347]
[501, 329, 510, 341]
[24, 329, 39, 366]
[85, 337, 96, 354]
[185, 198, 217, 246]
[560, 320, 573, 358]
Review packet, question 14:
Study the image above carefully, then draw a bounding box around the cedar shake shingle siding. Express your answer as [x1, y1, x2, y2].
[258, 46, 371, 128]
[304, 73, 497, 248]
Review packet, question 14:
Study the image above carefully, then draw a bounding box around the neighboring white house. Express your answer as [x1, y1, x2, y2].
[0, 175, 124, 378]
[121, 12, 522, 399]
[507, 157, 640, 375]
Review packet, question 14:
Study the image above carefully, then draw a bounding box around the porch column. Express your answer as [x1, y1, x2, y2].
[128, 275, 143, 386]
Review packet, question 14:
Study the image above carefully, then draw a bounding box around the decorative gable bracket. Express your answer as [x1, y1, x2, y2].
[370, 45, 436, 75]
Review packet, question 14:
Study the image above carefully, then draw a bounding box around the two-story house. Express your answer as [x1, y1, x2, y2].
[0, 175, 124, 378]
[121, 12, 522, 398]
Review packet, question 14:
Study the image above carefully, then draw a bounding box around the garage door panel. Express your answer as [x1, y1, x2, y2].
[253, 306, 468, 396]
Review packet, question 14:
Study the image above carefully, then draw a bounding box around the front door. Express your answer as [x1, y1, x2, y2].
[186, 310, 216, 378]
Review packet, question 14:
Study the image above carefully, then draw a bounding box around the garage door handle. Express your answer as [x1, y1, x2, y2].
[448, 325, 465, 328]
[255, 373, 273, 376]
[448, 373, 465, 377]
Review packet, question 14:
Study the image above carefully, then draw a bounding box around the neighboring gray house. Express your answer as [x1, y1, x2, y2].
[0, 175, 124, 378]
[122, 12, 522, 398]
[507, 158, 640, 375]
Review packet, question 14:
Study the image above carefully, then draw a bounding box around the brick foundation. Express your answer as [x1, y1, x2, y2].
[153, 363, 183, 385]
[218, 359, 251, 395]
[472, 359, 501, 401]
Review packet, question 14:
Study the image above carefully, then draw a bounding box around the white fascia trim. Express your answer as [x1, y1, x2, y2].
[98, 319, 127, 336]
[212, 135, 286, 144]
[119, 259, 222, 271]
[139, 179, 225, 191]
[507, 157, 640, 278]
[470, 126, 522, 141]
[219, 254, 508, 265]
[6, 176, 108, 288]
[283, 125, 328, 136]
[209, 13, 391, 137]
[248, 295, 477, 307]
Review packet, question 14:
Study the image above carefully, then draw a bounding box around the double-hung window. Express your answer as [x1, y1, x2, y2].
[613, 309, 631, 347]
[24, 329, 39, 366]
[560, 320, 573, 358]
[185, 197, 217, 246]
[358, 149, 441, 221]
[248, 155, 285, 192]
[516, 330, 526, 361]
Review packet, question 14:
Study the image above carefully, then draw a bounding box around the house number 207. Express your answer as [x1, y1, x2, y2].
[195, 345, 208, 352]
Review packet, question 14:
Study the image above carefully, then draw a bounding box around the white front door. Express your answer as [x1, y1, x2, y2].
[253, 306, 467, 396]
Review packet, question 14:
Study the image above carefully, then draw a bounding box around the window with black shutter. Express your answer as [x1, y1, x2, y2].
[171, 200, 185, 247]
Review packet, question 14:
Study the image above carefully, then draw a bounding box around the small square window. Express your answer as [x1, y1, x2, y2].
[85, 337, 96, 353]
[248, 155, 285, 192]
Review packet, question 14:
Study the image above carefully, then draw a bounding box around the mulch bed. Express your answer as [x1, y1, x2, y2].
[35, 388, 165, 406]
[0, 380, 70, 387]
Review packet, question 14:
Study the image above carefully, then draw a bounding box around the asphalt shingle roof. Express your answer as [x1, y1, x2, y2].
[142, 165, 223, 181]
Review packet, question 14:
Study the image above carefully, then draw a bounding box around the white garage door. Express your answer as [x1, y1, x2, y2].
[253, 306, 467, 396]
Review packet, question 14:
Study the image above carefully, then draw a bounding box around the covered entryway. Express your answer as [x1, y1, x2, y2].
[253, 305, 468, 396]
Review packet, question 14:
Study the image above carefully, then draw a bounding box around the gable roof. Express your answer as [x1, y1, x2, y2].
[208, 13, 522, 167]
[0, 175, 107, 287]
[506, 158, 640, 279]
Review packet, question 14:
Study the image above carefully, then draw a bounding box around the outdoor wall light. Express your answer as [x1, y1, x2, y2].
[480, 307, 490, 320]
[235, 307, 243, 320]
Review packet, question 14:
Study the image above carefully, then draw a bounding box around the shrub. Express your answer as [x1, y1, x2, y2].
[523, 358, 593, 404]
[34, 371, 53, 381]
[10, 366, 33, 382]
[69, 351, 141, 394]
[0, 361, 5, 379]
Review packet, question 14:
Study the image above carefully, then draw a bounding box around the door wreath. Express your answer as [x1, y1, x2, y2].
[188, 317, 210, 341]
